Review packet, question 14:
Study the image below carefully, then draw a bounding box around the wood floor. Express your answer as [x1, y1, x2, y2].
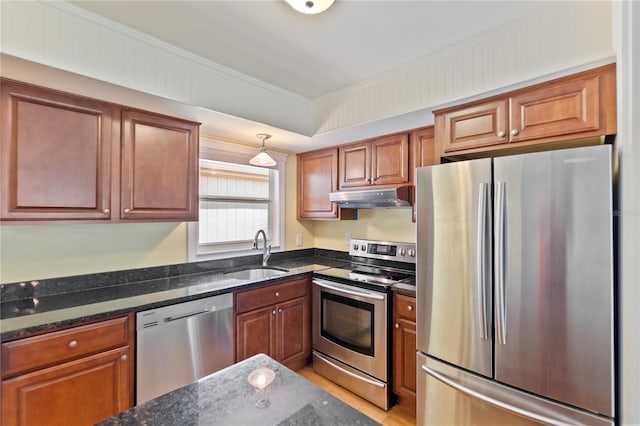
[296, 364, 416, 426]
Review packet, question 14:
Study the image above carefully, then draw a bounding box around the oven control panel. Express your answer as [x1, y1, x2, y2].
[349, 239, 416, 263]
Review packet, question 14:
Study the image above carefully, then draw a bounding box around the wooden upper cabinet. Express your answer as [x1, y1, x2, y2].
[436, 64, 616, 156]
[297, 148, 355, 220]
[439, 100, 508, 152]
[371, 133, 409, 185]
[0, 79, 200, 223]
[339, 133, 409, 189]
[121, 110, 199, 221]
[509, 74, 600, 142]
[410, 126, 436, 169]
[339, 141, 371, 188]
[0, 79, 114, 221]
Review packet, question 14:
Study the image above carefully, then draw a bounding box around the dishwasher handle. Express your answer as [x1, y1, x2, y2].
[164, 308, 211, 322]
[136, 293, 233, 331]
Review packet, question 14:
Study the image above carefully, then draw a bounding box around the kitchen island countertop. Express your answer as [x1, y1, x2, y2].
[97, 353, 378, 426]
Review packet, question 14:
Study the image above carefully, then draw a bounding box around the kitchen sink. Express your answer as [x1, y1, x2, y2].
[223, 266, 289, 280]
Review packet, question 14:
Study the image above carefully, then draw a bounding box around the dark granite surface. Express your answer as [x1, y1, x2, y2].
[0, 249, 350, 341]
[97, 353, 379, 426]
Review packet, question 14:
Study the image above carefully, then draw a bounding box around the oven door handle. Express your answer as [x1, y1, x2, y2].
[315, 351, 385, 388]
[312, 279, 385, 301]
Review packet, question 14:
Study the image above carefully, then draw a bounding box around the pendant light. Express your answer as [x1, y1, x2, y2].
[285, 0, 335, 15]
[250, 134, 277, 167]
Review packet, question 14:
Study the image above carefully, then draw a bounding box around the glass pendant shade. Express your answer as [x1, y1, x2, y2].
[285, 0, 335, 15]
[250, 134, 277, 167]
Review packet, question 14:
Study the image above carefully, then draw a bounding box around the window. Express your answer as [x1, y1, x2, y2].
[188, 137, 286, 261]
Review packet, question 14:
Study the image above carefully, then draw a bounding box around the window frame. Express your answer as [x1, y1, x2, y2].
[188, 137, 287, 262]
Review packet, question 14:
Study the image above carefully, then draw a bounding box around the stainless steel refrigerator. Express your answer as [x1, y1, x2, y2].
[415, 145, 614, 425]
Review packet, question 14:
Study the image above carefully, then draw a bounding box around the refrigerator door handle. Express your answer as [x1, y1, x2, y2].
[476, 183, 489, 340]
[495, 181, 507, 345]
[421, 364, 567, 426]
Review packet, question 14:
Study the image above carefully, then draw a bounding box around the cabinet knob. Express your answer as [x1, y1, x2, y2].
[510, 129, 519, 136]
[68, 340, 78, 348]
[395, 323, 399, 329]
[272, 310, 276, 315]
[278, 308, 283, 313]
[275, 292, 280, 297]
[121, 354, 128, 361]
[102, 209, 110, 214]
[123, 208, 131, 213]
[497, 131, 506, 137]
[407, 305, 413, 311]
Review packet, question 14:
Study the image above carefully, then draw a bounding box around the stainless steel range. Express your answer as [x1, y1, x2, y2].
[312, 238, 416, 410]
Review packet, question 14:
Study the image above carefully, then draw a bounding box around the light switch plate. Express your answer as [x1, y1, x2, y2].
[296, 234, 303, 246]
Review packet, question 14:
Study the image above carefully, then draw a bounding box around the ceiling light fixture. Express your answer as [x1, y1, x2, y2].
[285, 0, 335, 15]
[250, 134, 277, 167]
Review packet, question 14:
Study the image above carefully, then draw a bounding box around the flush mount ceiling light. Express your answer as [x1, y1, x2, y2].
[285, 0, 335, 15]
[250, 134, 277, 167]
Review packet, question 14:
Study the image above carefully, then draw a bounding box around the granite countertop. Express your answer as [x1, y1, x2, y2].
[0, 249, 350, 341]
[98, 353, 379, 426]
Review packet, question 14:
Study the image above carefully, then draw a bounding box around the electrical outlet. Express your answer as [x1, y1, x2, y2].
[296, 234, 303, 246]
[345, 233, 352, 244]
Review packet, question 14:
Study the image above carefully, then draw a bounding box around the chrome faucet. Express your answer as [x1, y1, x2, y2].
[253, 229, 271, 266]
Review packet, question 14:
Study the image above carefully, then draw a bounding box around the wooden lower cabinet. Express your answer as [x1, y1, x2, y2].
[235, 277, 311, 371]
[393, 293, 417, 411]
[0, 315, 134, 426]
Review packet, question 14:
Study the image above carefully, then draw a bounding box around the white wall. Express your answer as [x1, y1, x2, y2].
[615, 0, 640, 423]
[0, 0, 313, 135]
[0, 1, 615, 139]
[314, 1, 614, 133]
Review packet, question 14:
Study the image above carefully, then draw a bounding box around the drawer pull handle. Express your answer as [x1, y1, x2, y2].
[407, 305, 413, 311]
[68, 340, 78, 348]
[275, 292, 280, 297]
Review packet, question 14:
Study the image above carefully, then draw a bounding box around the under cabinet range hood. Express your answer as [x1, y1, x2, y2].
[329, 186, 412, 208]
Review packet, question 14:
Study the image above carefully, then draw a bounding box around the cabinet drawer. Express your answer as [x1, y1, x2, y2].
[394, 293, 416, 321]
[1, 316, 130, 378]
[235, 278, 308, 314]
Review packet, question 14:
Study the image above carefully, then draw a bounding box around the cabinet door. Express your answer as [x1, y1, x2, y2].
[235, 305, 276, 361]
[1, 347, 131, 426]
[339, 141, 371, 188]
[393, 317, 417, 405]
[0, 80, 114, 221]
[441, 100, 508, 153]
[411, 126, 436, 169]
[371, 133, 409, 185]
[121, 110, 199, 221]
[276, 296, 310, 370]
[297, 149, 339, 219]
[509, 74, 600, 143]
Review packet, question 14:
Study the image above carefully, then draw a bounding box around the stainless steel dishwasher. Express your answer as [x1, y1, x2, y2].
[136, 293, 234, 404]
